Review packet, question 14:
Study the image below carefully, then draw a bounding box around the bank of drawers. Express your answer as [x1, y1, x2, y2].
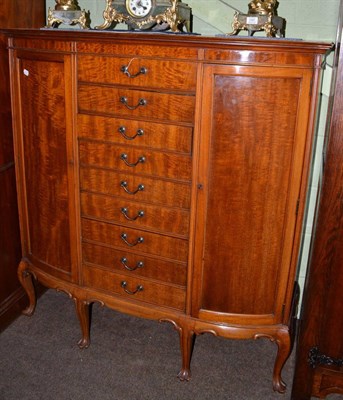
[77, 54, 196, 311]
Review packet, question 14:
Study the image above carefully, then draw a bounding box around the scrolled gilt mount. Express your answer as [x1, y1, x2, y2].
[229, 0, 286, 38]
[47, 0, 90, 29]
[96, 0, 192, 33]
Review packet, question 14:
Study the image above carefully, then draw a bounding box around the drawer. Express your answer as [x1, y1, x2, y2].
[80, 167, 191, 209]
[82, 218, 189, 262]
[77, 114, 193, 154]
[78, 56, 197, 91]
[204, 49, 314, 67]
[77, 42, 199, 60]
[78, 84, 195, 124]
[83, 264, 186, 311]
[79, 140, 192, 182]
[81, 192, 190, 236]
[12, 38, 71, 52]
[82, 242, 187, 286]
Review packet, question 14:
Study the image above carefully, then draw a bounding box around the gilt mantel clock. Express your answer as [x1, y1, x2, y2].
[96, 0, 192, 32]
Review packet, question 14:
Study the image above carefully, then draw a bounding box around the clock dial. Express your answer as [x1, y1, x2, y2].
[126, 0, 153, 18]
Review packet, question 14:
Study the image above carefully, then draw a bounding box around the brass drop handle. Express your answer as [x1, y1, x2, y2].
[120, 65, 148, 78]
[121, 207, 145, 221]
[120, 96, 147, 110]
[120, 153, 146, 167]
[121, 281, 144, 295]
[120, 233, 144, 247]
[121, 257, 144, 271]
[120, 181, 145, 195]
[119, 126, 144, 140]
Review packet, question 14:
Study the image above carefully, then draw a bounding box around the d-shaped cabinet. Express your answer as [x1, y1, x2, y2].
[6, 30, 331, 393]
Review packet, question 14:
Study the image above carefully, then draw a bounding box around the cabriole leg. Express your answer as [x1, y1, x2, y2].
[177, 326, 195, 381]
[255, 329, 291, 393]
[159, 319, 195, 381]
[74, 298, 91, 349]
[17, 260, 36, 316]
[272, 330, 291, 393]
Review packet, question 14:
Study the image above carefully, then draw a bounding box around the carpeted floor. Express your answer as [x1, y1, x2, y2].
[0, 290, 338, 400]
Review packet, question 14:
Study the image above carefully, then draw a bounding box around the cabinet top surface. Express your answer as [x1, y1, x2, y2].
[2, 28, 332, 54]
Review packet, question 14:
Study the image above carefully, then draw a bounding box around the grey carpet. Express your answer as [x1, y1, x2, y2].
[0, 289, 303, 399]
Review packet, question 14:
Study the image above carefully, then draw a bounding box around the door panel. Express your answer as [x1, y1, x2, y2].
[16, 55, 77, 281]
[192, 65, 312, 325]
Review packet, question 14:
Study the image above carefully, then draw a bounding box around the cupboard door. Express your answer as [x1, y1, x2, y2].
[12, 53, 78, 282]
[192, 64, 313, 326]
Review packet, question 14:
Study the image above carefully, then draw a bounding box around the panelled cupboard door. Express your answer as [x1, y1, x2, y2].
[192, 64, 313, 326]
[11, 51, 79, 283]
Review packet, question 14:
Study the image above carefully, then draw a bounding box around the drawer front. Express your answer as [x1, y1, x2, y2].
[77, 42, 199, 60]
[204, 49, 314, 67]
[12, 38, 71, 52]
[81, 192, 190, 236]
[79, 141, 192, 182]
[83, 264, 186, 311]
[78, 56, 197, 91]
[77, 114, 193, 154]
[80, 168, 191, 209]
[78, 85, 195, 123]
[82, 218, 189, 262]
[82, 242, 187, 286]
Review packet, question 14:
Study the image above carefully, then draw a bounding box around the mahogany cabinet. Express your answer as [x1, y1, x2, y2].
[0, 1, 45, 331]
[5, 29, 331, 393]
[291, 4, 343, 399]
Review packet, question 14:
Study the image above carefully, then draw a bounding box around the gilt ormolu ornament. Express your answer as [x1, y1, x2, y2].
[47, 0, 90, 29]
[229, 0, 286, 37]
[96, 0, 192, 32]
[55, 0, 79, 11]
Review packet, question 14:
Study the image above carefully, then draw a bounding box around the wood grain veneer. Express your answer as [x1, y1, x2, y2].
[4, 29, 332, 393]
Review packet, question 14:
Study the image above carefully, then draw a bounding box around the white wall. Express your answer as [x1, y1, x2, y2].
[46, 0, 339, 41]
